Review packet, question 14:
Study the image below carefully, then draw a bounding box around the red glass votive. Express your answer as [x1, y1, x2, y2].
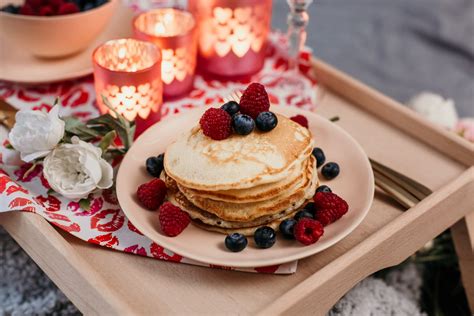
[189, 0, 273, 80]
[133, 9, 197, 99]
[92, 38, 163, 137]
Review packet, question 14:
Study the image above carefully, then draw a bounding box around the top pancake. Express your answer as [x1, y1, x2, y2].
[164, 114, 313, 191]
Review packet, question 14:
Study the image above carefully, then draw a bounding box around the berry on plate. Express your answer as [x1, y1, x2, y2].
[254, 226, 276, 249]
[313, 192, 348, 226]
[57, 2, 79, 14]
[294, 209, 314, 221]
[311, 147, 326, 168]
[146, 153, 164, 177]
[290, 114, 309, 128]
[232, 113, 255, 135]
[239, 82, 270, 119]
[159, 202, 190, 237]
[316, 185, 332, 193]
[321, 162, 340, 180]
[305, 201, 315, 211]
[255, 111, 278, 132]
[221, 101, 240, 116]
[199, 108, 232, 140]
[279, 218, 297, 239]
[294, 218, 324, 245]
[225, 233, 248, 252]
[136, 178, 167, 210]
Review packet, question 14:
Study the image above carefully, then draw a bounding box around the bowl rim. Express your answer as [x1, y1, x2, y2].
[0, 0, 117, 20]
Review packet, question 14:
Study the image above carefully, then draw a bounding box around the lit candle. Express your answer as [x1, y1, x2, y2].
[189, 0, 272, 80]
[92, 38, 163, 137]
[133, 9, 197, 99]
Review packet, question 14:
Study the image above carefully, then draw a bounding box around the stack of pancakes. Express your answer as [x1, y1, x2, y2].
[162, 114, 318, 235]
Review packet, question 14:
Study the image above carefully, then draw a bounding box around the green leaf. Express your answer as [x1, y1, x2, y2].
[5, 143, 14, 150]
[64, 116, 101, 140]
[79, 198, 91, 210]
[88, 114, 131, 150]
[47, 188, 56, 195]
[98, 130, 117, 154]
[101, 95, 130, 129]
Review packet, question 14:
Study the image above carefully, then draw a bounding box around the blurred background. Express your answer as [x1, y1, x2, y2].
[272, 0, 474, 117]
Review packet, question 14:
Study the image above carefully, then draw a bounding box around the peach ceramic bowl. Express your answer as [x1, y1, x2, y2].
[0, 0, 118, 58]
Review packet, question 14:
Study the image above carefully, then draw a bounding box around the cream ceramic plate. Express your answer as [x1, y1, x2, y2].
[117, 107, 374, 268]
[0, 5, 134, 84]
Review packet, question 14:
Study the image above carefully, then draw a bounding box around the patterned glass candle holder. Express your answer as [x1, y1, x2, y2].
[133, 9, 197, 99]
[93, 38, 163, 137]
[189, 0, 272, 80]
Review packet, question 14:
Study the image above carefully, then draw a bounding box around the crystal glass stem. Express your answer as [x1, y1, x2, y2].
[286, 0, 313, 72]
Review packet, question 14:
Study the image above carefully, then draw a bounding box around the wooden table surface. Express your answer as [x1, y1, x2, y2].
[1, 60, 473, 315]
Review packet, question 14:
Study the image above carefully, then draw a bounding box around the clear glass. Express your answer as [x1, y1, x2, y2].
[269, 0, 313, 92]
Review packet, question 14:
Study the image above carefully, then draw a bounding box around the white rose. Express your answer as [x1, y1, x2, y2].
[9, 105, 65, 162]
[407, 92, 458, 129]
[43, 136, 114, 200]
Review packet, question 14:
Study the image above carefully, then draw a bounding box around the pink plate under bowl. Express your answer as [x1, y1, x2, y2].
[116, 107, 374, 268]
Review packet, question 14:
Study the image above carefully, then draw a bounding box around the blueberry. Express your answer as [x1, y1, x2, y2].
[146, 153, 164, 177]
[312, 147, 325, 168]
[255, 111, 278, 132]
[1, 4, 19, 13]
[294, 210, 314, 221]
[316, 185, 332, 193]
[321, 162, 340, 180]
[83, 2, 95, 10]
[95, 0, 108, 6]
[279, 219, 297, 239]
[254, 226, 276, 249]
[305, 202, 315, 210]
[221, 101, 240, 116]
[225, 233, 248, 252]
[232, 113, 255, 135]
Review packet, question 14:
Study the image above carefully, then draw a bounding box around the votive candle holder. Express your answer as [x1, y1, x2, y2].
[133, 8, 197, 99]
[92, 38, 163, 136]
[189, 0, 272, 80]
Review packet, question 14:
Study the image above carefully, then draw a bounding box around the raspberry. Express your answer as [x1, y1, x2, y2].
[19, 4, 35, 15]
[26, 0, 42, 8]
[136, 179, 167, 210]
[294, 218, 324, 245]
[290, 115, 309, 128]
[38, 5, 54, 15]
[159, 202, 190, 237]
[57, 2, 79, 14]
[313, 192, 349, 226]
[199, 108, 232, 140]
[239, 83, 270, 119]
[48, 0, 64, 9]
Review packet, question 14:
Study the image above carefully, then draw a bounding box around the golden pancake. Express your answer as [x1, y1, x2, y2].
[177, 158, 306, 203]
[177, 156, 317, 221]
[168, 182, 311, 229]
[164, 114, 313, 191]
[191, 212, 297, 236]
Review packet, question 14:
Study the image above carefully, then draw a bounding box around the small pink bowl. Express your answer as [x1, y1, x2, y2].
[0, 0, 118, 58]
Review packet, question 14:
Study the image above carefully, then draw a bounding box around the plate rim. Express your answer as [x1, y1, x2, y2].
[117, 106, 375, 268]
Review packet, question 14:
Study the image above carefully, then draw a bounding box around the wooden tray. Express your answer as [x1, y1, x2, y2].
[1, 59, 473, 315]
